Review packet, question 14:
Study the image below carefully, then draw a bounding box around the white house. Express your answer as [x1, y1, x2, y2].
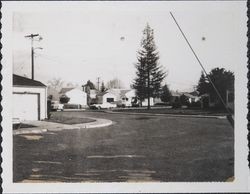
[13, 74, 47, 121]
[182, 92, 200, 103]
[124, 89, 154, 107]
[59, 88, 87, 106]
[96, 91, 117, 104]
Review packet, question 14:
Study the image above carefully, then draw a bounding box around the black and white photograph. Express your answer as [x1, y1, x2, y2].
[1, 0, 249, 193]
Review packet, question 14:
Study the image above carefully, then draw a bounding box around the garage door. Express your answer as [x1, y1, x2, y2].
[13, 93, 39, 121]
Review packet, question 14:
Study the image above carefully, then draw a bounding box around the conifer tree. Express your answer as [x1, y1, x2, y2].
[132, 24, 166, 109]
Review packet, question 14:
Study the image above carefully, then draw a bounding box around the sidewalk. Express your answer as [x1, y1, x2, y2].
[13, 117, 113, 135]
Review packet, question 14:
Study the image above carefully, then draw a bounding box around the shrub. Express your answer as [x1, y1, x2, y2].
[59, 95, 70, 104]
[180, 94, 190, 106]
[189, 101, 201, 108]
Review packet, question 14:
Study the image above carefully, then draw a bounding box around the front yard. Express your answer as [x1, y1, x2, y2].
[112, 107, 228, 116]
[48, 114, 95, 125]
[14, 111, 234, 182]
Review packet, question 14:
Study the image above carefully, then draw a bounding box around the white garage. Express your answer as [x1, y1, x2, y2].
[13, 74, 47, 121]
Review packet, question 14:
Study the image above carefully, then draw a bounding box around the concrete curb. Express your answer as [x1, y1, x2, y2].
[73, 118, 113, 129]
[13, 117, 113, 135]
[104, 110, 227, 119]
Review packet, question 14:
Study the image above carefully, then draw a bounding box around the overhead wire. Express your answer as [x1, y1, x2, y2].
[169, 12, 233, 126]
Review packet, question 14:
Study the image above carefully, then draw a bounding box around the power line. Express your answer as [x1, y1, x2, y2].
[24, 33, 42, 80]
[170, 12, 232, 117]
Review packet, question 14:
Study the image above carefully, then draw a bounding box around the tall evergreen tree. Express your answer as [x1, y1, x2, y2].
[197, 71, 209, 96]
[132, 24, 166, 109]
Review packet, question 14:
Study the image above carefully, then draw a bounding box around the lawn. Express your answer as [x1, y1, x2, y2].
[48, 114, 95, 125]
[14, 111, 234, 182]
[113, 107, 228, 116]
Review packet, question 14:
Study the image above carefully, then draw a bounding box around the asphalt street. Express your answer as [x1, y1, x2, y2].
[13, 111, 234, 182]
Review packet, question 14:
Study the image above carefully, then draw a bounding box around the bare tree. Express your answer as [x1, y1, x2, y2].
[47, 78, 64, 100]
[106, 78, 124, 89]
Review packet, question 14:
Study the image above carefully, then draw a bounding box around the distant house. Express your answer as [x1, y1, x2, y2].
[59, 87, 87, 107]
[96, 91, 117, 104]
[13, 74, 47, 121]
[120, 89, 133, 106]
[97, 88, 156, 106]
[170, 91, 182, 103]
[122, 89, 154, 107]
[182, 92, 200, 103]
[89, 89, 98, 99]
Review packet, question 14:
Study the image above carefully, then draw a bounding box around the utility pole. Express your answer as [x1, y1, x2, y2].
[25, 34, 42, 80]
[97, 77, 100, 91]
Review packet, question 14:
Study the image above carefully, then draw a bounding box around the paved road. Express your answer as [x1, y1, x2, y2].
[13, 111, 234, 182]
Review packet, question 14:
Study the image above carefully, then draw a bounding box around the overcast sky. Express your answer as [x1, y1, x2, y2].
[12, 1, 246, 91]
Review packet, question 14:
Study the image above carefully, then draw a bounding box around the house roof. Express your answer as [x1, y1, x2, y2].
[13, 74, 46, 87]
[96, 91, 109, 96]
[171, 91, 181, 97]
[120, 90, 131, 98]
[182, 93, 196, 99]
[189, 91, 199, 96]
[59, 87, 74, 94]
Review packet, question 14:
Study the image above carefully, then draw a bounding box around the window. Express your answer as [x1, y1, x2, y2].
[107, 98, 114, 102]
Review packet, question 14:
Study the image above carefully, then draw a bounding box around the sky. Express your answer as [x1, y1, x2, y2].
[12, 1, 246, 92]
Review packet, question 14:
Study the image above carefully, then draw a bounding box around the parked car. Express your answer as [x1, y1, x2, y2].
[51, 101, 64, 111]
[90, 102, 117, 109]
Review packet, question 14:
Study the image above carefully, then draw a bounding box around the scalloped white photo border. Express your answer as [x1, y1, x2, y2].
[1, 1, 249, 193]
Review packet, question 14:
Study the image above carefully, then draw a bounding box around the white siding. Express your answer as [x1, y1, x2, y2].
[65, 89, 87, 106]
[13, 93, 38, 121]
[103, 93, 117, 103]
[13, 86, 47, 120]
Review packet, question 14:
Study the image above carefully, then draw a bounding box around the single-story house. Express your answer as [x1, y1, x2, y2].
[123, 89, 154, 107]
[59, 87, 87, 107]
[96, 91, 117, 104]
[120, 89, 132, 106]
[90, 89, 98, 99]
[182, 92, 200, 103]
[13, 74, 47, 121]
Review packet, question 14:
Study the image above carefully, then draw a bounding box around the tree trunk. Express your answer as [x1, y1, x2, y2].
[147, 70, 150, 110]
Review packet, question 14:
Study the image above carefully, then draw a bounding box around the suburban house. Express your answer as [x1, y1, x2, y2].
[115, 89, 154, 107]
[59, 87, 87, 107]
[96, 91, 117, 104]
[89, 89, 98, 99]
[106, 89, 131, 105]
[120, 89, 133, 106]
[13, 74, 47, 121]
[182, 92, 200, 103]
